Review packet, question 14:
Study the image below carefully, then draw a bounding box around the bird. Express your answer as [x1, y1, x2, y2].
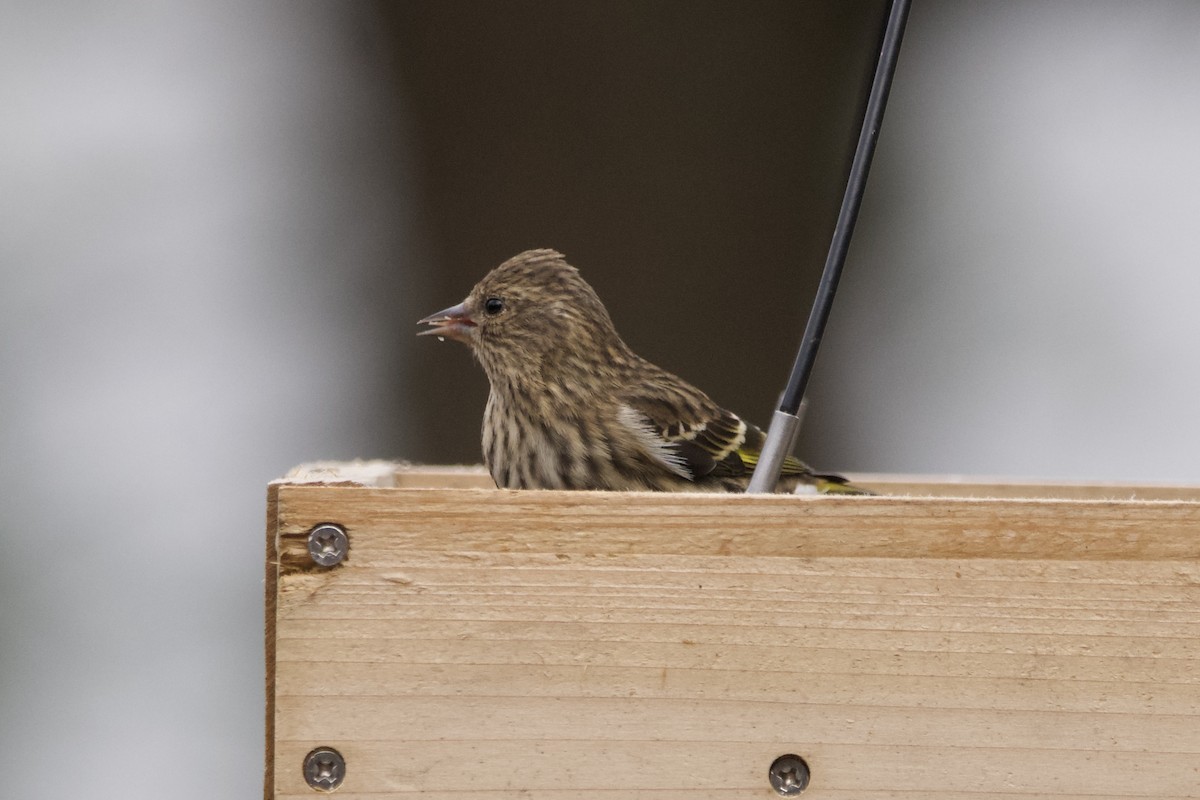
[418, 248, 868, 494]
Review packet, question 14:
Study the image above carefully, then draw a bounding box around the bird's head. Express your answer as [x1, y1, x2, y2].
[418, 249, 628, 381]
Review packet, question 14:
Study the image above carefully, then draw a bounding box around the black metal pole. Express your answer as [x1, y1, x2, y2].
[747, 0, 911, 493]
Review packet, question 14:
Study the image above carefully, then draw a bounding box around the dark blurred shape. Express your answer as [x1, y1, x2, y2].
[382, 0, 889, 466]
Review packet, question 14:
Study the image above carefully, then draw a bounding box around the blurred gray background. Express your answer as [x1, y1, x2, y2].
[2, 1, 1198, 797]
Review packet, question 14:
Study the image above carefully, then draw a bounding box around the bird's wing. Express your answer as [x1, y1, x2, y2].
[737, 422, 867, 492]
[618, 384, 815, 482]
[614, 404, 700, 481]
[735, 419, 821, 477]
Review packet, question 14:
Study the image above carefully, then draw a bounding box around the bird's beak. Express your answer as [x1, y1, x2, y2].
[417, 301, 477, 343]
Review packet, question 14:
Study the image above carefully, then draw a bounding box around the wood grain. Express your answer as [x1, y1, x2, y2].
[267, 465, 1200, 799]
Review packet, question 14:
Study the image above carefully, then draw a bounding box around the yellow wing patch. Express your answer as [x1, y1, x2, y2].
[735, 448, 811, 476]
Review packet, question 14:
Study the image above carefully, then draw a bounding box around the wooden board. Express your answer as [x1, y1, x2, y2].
[266, 464, 1200, 799]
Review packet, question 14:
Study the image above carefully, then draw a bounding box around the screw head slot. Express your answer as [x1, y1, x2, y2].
[303, 746, 346, 791]
[768, 754, 810, 795]
[307, 524, 348, 567]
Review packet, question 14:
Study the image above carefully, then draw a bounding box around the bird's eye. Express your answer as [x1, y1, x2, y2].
[484, 297, 504, 315]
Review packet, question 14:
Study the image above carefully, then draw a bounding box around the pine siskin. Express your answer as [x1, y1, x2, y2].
[418, 249, 868, 494]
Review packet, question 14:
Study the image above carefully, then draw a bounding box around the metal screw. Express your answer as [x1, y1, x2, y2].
[303, 746, 346, 791]
[768, 754, 810, 796]
[307, 524, 348, 567]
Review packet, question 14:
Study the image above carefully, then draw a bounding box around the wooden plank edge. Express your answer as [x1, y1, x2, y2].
[855, 473, 1200, 501]
[264, 482, 279, 800]
[274, 461, 1200, 501]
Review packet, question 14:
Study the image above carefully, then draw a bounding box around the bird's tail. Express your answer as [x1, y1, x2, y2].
[812, 473, 875, 496]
